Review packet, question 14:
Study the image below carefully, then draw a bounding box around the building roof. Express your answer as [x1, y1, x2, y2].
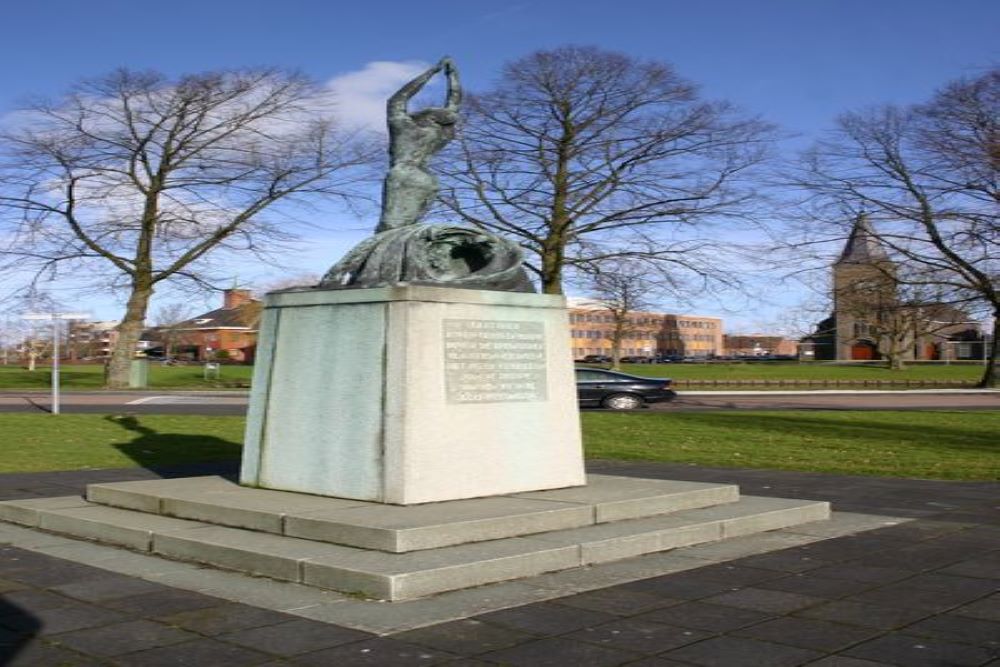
[175, 303, 260, 331]
[837, 214, 890, 264]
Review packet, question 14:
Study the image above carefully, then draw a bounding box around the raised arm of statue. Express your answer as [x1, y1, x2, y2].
[387, 61, 444, 121]
[443, 58, 462, 112]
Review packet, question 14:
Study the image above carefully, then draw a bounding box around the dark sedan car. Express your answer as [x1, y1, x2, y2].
[575, 368, 677, 410]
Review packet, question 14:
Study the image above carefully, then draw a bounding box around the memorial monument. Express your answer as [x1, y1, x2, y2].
[239, 57, 587, 504]
[0, 58, 828, 603]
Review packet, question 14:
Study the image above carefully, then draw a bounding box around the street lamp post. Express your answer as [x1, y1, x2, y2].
[21, 313, 90, 414]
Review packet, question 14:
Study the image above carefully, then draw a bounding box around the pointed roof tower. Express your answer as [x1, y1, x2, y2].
[837, 213, 889, 264]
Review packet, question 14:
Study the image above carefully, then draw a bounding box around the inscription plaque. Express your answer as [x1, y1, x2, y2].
[443, 319, 547, 403]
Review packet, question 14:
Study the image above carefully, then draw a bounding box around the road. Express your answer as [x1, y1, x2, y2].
[0, 389, 996, 415]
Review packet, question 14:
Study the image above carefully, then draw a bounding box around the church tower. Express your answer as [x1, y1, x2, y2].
[832, 214, 897, 360]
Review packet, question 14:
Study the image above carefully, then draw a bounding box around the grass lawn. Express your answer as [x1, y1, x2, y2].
[0, 414, 244, 472]
[608, 362, 985, 383]
[0, 410, 996, 480]
[0, 361, 987, 390]
[583, 410, 1000, 480]
[0, 364, 254, 390]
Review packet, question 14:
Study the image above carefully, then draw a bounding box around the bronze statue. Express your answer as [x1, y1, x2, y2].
[377, 57, 461, 233]
[320, 57, 534, 293]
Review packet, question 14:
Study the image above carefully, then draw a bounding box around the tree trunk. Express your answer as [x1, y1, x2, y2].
[539, 234, 565, 295]
[106, 283, 154, 389]
[978, 310, 999, 389]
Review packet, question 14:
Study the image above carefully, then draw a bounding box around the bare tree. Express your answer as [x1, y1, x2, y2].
[151, 303, 195, 359]
[0, 68, 377, 388]
[790, 68, 999, 386]
[579, 260, 661, 369]
[439, 45, 772, 294]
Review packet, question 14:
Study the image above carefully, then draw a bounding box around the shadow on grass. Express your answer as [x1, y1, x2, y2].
[104, 415, 242, 472]
[658, 411, 999, 453]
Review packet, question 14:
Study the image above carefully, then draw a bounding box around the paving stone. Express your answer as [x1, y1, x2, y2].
[842, 633, 995, 666]
[847, 580, 991, 612]
[477, 636, 640, 666]
[291, 637, 457, 666]
[108, 637, 273, 666]
[52, 619, 197, 656]
[903, 613, 1000, 648]
[103, 589, 223, 617]
[155, 603, 293, 636]
[0, 588, 80, 612]
[0, 603, 126, 635]
[702, 587, 826, 613]
[856, 544, 972, 571]
[633, 601, 775, 632]
[756, 573, 878, 598]
[2, 560, 107, 588]
[611, 657, 697, 667]
[620, 574, 740, 600]
[565, 618, 712, 654]
[731, 616, 880, 651]
[796, 599, 937, 630]
[662, 635, 823, 667]
[474, 601, 618, 636]
[807, 563, 919, 584]
[670, 563, 785, 586]
[1, 641, 105, 666]
[733, 549, 834, 573]
[940, 558, 1000, 581]
[220, 618, 372, 656]
[50, 574, 167, 602]
[392, 618, 535, 655]
[902, 572, 1000, 597]
[952, 594, 1000, 622]
[805, 657, 896, 666]
[548, 586, 681, 616]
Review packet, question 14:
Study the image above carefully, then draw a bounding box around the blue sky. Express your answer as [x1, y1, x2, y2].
[2, 0, 997, 331]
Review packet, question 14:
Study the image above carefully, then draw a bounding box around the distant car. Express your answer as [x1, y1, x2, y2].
[575, 368, 677, 410]
[619, 356, 654, 364]
[579, 354, 612, 363]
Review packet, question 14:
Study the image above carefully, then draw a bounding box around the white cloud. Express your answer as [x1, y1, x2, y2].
[323, 60, 430, 131]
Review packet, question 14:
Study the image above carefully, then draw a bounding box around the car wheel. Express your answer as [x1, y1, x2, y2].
[602, 393, 644, 410]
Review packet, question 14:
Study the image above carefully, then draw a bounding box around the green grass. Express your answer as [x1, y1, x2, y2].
[583, 410, 1000, 480]
[1, 410, 997, 480]
[0, 364, 254, 390]
[0, 361, 986, 390]
[0, 414, 244, 472]
[606, 362, 984, 383]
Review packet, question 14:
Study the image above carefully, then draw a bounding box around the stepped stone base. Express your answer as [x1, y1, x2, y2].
[0, 475, 829, 601]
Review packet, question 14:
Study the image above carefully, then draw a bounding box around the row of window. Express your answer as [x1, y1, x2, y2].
[569, 313, 718, 329]
[573, 347, 720, 357]
[571, 330, 718, 343]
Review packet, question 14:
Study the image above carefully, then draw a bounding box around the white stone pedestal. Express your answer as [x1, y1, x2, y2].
[240, 285, 586, 504]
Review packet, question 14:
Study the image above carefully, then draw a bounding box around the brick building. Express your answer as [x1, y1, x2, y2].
[723, 335, 797, 357]
[567, 299, 723, 360]
[801, 214, 984, 361]
[165, 289, 261, 362]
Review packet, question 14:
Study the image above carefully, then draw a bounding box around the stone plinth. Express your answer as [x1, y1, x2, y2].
[239, 285, 586, 504]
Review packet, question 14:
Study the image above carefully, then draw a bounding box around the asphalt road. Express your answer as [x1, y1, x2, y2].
[0, 389, 996, 415]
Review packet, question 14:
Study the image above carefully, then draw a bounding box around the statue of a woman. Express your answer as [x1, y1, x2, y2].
[376, 57, 461, 233]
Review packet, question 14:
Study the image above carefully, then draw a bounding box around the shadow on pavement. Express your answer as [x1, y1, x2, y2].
[0, 596, 40, 664]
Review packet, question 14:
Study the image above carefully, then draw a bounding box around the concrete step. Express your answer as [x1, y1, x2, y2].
[83, 474, 740, 552]
[0, 493, 828, 601]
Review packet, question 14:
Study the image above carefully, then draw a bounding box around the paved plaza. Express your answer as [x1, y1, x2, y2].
[0, 461, 997, 666]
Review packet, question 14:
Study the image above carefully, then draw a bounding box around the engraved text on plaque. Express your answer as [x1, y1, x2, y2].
[443, 319, 547, 403]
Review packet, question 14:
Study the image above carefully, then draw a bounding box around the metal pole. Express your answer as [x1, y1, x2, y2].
[51, 317, 60, 415]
